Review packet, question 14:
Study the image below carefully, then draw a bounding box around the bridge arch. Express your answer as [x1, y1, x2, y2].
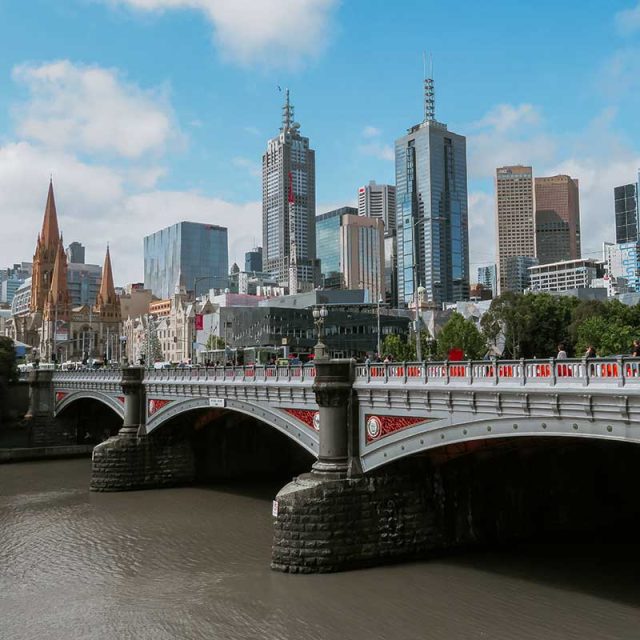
[55, 390, 124, 421]
[145, 396, 319, 456]
[361, 414, 640, 472]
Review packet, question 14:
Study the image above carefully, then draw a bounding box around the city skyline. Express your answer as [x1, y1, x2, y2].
[1, 2, 640, 285]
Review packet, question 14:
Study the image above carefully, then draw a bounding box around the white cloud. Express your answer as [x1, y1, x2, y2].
[615, 2, 640, 35]
[108, 0, 338, 67]
[362, 125, 381, 138]
[0, 141, 259, 285]
[471, 103, 541, 134]
[358, 142, 394, 162]
[468, 191, 496, 271]
[13, 60, 177, 158]
[232, 156, 261, 178]
[467, 103, 555, 180]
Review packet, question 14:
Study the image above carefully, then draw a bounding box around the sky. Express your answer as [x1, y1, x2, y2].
[1, 0, 640, 285]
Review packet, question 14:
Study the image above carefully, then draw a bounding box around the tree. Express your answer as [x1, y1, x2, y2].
[381, 334, 415, 361]
[436, 312, 486, 360]
[139, 325, 163, 364]
[481, 292, 577, 358]
[0, 337, 17, 384]
[574, 313, 637, 356]
[206, 335, 226, 350]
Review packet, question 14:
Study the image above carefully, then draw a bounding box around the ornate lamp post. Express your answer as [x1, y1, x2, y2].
[312, 305, 328, 360]
[414, 285, 426, 362]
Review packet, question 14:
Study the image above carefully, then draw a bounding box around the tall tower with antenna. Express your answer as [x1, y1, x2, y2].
[394, 58, 470, 306]
[262, 89, 318, 292]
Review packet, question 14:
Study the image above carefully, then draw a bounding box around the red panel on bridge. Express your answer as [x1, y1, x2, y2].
[148, 398, 172, 416]
[365, 414, 434, 443]
[116, 396, 125, 404]
[283, 408, 320, 432]
[55, 392, 67, 403]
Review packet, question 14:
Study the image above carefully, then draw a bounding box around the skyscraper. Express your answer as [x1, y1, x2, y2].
[395, 74, 469, 306]
[66, 241, 86, 264]
[495, 165, 536, 294]
[244, 247, 263, 273]
[477, 264, 497, 297]
[535, 175, 581, 265]
[340, 214, 385, 303]
[316, 207, 358, 289]
[358, 181, 396, 234]
[262, 90, 317, 292]
[614, 172, 640, 244]
[144, 221, 228, 299]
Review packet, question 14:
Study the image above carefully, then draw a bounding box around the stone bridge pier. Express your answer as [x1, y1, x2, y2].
[90, 367, 195, 491]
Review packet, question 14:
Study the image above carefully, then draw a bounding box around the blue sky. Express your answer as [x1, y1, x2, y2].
[1, 0, 640, 283]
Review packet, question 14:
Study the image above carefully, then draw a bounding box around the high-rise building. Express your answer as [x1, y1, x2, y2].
[504, 255, 538, 293]
[477, 264, 497, 297]
[144, 221, 228, 299]
[316, 207, 358, 289]
[614, 173, 640, 244]
[535, 175, 580, 265]
[340, 214, 385, 303]
[66, 241, 86, 264]
[395, 74, 469, 306]
[262, 90, 317, 292]
[495, 166, 536, 294]
[244, 247, 263, 273]
[358, 181, 397, 234]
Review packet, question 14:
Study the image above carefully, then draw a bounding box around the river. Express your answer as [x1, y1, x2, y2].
[1, 459, 639, 639]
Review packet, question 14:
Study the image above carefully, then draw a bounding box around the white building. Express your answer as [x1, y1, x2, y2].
[358, 181, 396, 234]
[528, 258, 604, 293]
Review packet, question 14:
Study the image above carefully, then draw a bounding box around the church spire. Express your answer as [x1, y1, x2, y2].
[44, 238, 70, 319]
[41, 179, 60, 251]
[95, 245, 120, 322]
[97, 245, 116, 307]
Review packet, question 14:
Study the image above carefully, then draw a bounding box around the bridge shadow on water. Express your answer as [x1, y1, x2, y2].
[444, 540, 640, 610]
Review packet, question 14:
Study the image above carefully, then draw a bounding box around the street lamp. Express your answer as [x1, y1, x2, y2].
[312, 305, 328, 360]
[377, 297, 383, 358]
[415, 285, 425, 362]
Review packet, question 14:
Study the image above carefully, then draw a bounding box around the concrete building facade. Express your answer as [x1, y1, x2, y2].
[495, 165, 536, 294]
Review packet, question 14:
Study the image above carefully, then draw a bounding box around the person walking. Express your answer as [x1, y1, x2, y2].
[632, 340, 640, 357]
[585, 345, 597, 359]
[556, 343, 568, 359]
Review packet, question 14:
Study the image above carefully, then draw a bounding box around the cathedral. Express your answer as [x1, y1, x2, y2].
[12, 181, 122, 363]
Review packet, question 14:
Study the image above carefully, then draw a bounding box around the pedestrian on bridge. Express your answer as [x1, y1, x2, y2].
[585, 345, 597, 359]
[556, 344, 567, 359]
[632, 340, 640, 357]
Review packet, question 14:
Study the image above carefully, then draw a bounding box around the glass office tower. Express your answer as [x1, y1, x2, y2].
[395, 76, 469, 306]
[316, 206, 357, 288]
[144, 221, 228, 299]
[614, 173, 640, 244]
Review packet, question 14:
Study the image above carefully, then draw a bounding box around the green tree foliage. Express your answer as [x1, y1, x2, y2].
[0, 336, 17, 383]
[574, 307, 639, 356]
[381, 334, 415, 361]
[206, 335, 226, 350]
[139, 326, 163, 364]
[481, 292, 577, 358]
[436, 312, 486, 360]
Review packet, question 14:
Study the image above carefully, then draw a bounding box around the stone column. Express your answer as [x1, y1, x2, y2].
[24, 369, 74, 446]
[91, 367, 195, 491]
[311, 358, 353, 477]
[119, 366, 145, 437]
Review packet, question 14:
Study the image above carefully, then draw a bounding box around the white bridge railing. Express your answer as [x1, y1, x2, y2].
[355, 358, 640, 387]
[42, 358, 640, 388]
[143, 364, 317, 383]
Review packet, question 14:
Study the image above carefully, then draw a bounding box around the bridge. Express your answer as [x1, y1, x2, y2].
[20, 356, 640, 573]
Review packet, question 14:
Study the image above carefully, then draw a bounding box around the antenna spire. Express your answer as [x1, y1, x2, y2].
[281, 88, 294, 132]
[423, 52, 435, 122]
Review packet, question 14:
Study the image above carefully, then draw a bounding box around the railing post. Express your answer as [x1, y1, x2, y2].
[311, 358, 354, 477]
[618, 356, 625, 388]
[467, 360, 473, 385]
[583, 357, 590, 387]
[445, 360, 450, 384]
[550, 358, 557, 386]
[520, 358, 526, 386]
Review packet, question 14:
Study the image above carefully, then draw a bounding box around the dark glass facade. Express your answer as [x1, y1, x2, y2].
[615, 178, 639, 244]
[244, 248, 263, 273]
[395, 121, 469, 306]
[144, 222, 228, 299]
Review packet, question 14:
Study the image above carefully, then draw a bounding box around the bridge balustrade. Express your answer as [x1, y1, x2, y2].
[142, 364, 316, 384]
[356, 357, 640, 387]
